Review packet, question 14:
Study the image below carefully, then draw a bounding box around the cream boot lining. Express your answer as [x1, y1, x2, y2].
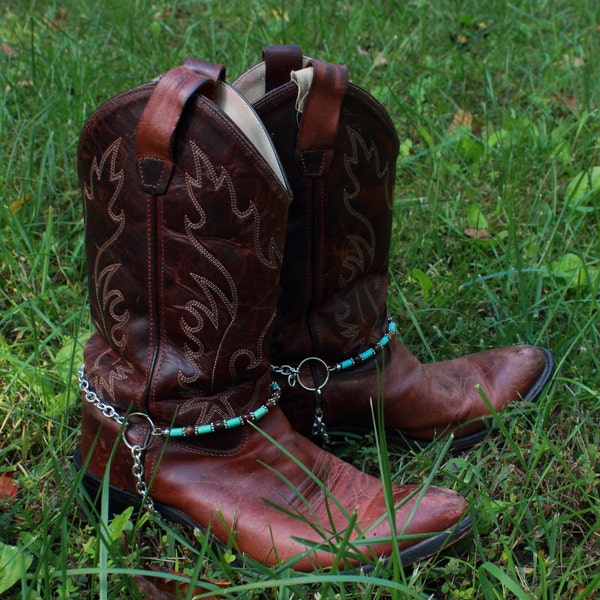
[216, 82, 289, 191]
[232, 57, 311, 104]
[290, 67, 314, 114]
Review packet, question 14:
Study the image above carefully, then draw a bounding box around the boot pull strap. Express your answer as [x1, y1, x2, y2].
[295, 60, 349, 177]
[263, 45, 303, 91]
[183, 56, 227, 82]
[136, 63, 218, 194]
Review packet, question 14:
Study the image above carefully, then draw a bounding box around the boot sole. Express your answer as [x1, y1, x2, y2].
[72, 447, 472, 570]
[331, 346, 555, 452]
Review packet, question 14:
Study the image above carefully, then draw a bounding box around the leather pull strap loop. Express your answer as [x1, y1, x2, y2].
[296, 60, 349, 178]
[183, 57, 227, 82]
[263, 45, 303, 92]
[136, 64, 217, 194]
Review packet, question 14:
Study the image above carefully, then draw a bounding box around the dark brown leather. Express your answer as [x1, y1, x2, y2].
[263, 45, 303, 92]
[183, 56, 226, 82]
[251, 65, 394, 364]
[77, 62, 469, 569]
[136, 66, 216, 194]
[241, 51, 554, 445]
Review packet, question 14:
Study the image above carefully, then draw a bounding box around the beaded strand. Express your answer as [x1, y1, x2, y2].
[166, 382, 281, 438]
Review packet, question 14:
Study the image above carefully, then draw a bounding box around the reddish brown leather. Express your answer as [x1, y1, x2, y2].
[79, 73, 287, 439]
[136, 66, 216, 194]
[183, 56, 226, 82]
[296, 61, 348, 177]
[263, 45, 303, 92]
[81, 401, 468, 570]
[77, 63, 469, 569]
[248, 54, 553, 442]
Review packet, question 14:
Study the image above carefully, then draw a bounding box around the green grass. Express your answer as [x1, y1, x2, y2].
[1, 0, 598, 597]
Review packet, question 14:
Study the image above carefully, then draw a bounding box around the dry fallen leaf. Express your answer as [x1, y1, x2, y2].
[448, 109, 473, 131]
[563, 53, 584, 68]
[10, 194, 27, 214]
[553, 93, 577, 109]
[464, 228, 491, 240]
[0, 473, 18, 510]
[42, 7, 68, 31]
[373, 52, 388, 68]
[447, 109, 483, 136]
[2, 42, 18, 57]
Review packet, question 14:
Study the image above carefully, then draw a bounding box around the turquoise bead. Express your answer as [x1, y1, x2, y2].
[226, 417, 242, 429]
[253, 406, 268, 420]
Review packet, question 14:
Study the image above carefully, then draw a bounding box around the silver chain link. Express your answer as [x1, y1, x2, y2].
[78, 366, 158, 514]
[271, 358, 332, 443]
[131, 444, 156, 514]
[311, 389, 330, 445]
[78, 366, 126, 426]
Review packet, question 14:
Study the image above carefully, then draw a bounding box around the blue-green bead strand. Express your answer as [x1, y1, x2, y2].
[253, 406, 268, 420]
[361, 348, 376, 361]
[196, 424, 214, 436]
[226, 417, 243, 429]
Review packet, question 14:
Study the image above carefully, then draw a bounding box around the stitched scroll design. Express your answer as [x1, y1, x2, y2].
[335, 126, 391, 350]
[178, 141, 277, 393]
[83, 138, 134, 398]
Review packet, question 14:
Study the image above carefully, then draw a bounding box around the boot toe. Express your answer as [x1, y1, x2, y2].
[517, 345, 554, 403]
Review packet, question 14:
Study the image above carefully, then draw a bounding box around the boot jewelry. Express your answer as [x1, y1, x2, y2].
[78, 366, 281, 439]
[78, 366, 281, 510]
[271, 318, 397, 440]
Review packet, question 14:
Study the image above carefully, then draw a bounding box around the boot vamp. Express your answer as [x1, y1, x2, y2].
[144, 408, 468, 569]
[303, 338, 549, 441]
[382, 341, 549, 439]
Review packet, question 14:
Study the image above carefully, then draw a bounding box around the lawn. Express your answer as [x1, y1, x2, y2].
[0, 0, 598, 598]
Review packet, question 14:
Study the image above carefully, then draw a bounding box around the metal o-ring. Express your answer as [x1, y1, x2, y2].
[121, 412, 156, 451]
[296, 357, 330, 392]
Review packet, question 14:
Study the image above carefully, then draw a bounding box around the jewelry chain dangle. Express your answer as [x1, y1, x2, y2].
[271, 318, 397, 442]
[130, 444, 157, 514]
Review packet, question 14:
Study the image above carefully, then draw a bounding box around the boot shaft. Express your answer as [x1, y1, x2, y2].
[78, 64, 291, 430]
[234, 51, 399, 364]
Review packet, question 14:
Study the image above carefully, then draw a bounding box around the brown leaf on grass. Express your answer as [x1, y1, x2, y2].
[2, 42, 18, 57]
[464, 228, 491, 240]
[553, 93, 577, 109]
[0, 473, 18, 510]
[11, 194, 27, 214]
[133, 567, 229, 600]
[448, 109, 473, 131]
[447, 109, 483, 136]
[563, 53, 584, 68]
[373, 52, 388, 68]
[42, 7, 68, 31]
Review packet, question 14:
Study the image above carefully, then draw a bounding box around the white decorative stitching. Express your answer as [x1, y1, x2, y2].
[84, 139, 134, 398]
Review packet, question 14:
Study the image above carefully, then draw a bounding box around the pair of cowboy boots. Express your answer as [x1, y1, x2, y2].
[74, 46, 553, 571]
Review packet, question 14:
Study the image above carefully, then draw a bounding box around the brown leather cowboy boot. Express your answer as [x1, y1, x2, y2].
[232, 46, 554, 450]
[73, 59, 471, 570]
